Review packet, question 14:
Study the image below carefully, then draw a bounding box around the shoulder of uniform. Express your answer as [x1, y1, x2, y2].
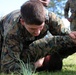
[3, 9, 21, 23]
[48, 12, 58, 21]
[2, 10, 21, 36]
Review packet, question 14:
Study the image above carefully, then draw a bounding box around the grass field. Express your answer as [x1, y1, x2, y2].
[37, 53, 76, 75]
[1, 53, 76, 75]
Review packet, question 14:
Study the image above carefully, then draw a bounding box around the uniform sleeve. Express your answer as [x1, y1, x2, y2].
[48, 12, 68, 35]
[27, 31, 76, 61]
[1, 10, 22, 73]
[1, 23, 22, 73]
[64, 1, 70, 18]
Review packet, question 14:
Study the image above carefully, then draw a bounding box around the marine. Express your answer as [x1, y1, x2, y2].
[64, 0, 76, 31]
[0, 0, 76, 73]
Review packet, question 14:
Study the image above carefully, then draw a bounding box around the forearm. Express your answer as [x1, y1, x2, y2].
[1, 47, 21, 73]
[48, 12, 69, 35]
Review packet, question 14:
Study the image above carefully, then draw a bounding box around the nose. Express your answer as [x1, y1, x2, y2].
[35, 29, 41, 34]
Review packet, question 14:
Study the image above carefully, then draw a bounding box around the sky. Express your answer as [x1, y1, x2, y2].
[0, 0, 28, 16]
[0, 0, 70, 28]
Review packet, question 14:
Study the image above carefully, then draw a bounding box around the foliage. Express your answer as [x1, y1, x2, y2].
[48, 0, 67, 18]
[19, 59, 36, 75]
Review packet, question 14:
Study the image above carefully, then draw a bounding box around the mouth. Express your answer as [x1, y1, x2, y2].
[32, 33, 40, 36]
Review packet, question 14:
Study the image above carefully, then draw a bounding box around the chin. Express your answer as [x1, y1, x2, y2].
[33, 34, 40, 36]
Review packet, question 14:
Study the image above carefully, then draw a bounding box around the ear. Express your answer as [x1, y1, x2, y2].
[20, 18, 25, 26]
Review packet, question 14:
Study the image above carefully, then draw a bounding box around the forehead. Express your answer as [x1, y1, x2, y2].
[26, 22, 45, 28]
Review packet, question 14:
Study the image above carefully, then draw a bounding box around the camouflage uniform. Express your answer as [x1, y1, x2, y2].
[64, 0, 76, 31]
[1, 10, 76, 73]
[0, 18, 4, 70]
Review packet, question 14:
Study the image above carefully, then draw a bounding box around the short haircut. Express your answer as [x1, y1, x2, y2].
[20, 1, 45, 25]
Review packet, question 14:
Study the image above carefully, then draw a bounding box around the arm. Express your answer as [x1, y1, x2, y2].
[47, 12, 69, 35]
[1, 10, 26, 73]
[1, 11, 21, 73]
[1, 28, 22, 73]
[24, 31, 76, 61]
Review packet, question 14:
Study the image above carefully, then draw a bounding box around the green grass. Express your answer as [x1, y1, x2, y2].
[1, 53, 76, 75]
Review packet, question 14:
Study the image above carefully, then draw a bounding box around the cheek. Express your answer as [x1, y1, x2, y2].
[41, 27, 43, 30]
[38, 26, 43, 30]
[26, 28, 32, 33]
[28, 29, 35, 34]
[28, 29, 33, 33]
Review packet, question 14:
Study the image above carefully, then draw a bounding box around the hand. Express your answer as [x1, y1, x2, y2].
[34, 57, 44, 68]
[69, 31, 76, 44]
[69, 31, 76, 39]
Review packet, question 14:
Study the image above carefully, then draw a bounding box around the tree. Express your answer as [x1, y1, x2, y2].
[48, 0, 67, 18]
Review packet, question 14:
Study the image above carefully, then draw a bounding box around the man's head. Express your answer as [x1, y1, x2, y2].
[30, 0, 50, 7]
[36, 52, 62, 72]
[20, 1, 45, 36]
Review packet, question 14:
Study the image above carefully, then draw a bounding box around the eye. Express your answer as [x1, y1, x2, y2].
[30, 28, 36, 30]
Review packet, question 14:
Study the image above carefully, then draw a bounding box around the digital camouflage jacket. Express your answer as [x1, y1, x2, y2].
[1, 10, 76, 73]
